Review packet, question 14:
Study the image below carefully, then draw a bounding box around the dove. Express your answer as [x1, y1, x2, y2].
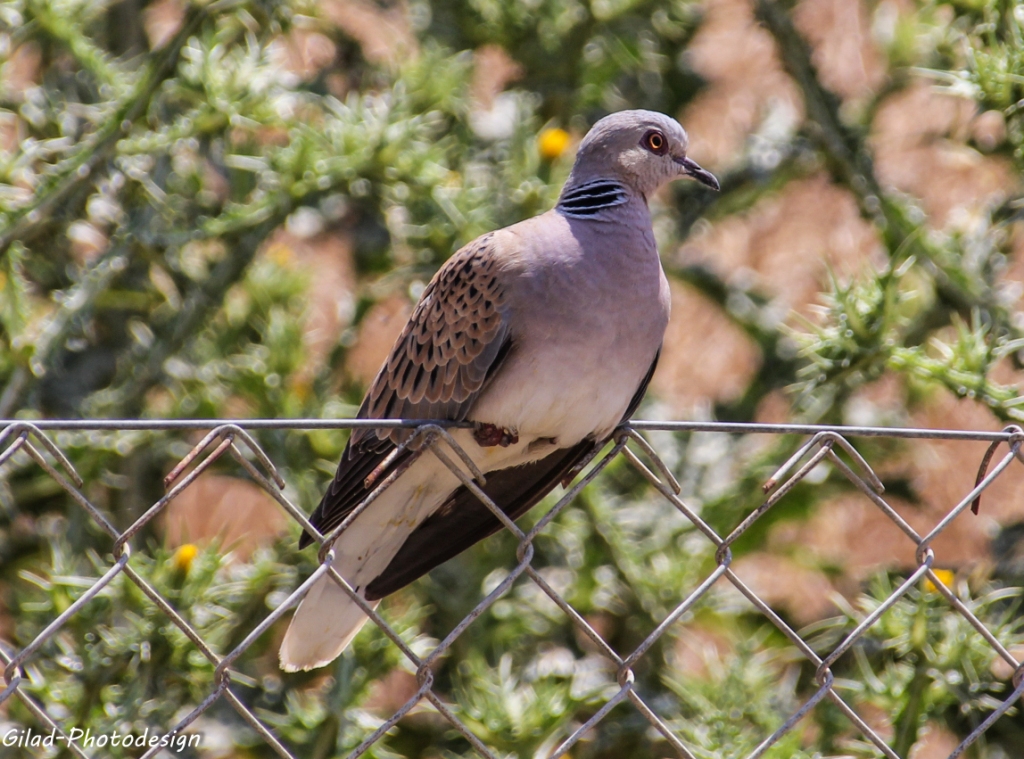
[279, 109, 719, 671]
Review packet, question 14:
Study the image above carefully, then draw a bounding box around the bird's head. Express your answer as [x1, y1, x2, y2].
[566, 110, 719, 197]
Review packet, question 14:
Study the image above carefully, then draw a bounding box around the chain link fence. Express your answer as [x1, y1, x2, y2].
[1, 418, 1023, 758]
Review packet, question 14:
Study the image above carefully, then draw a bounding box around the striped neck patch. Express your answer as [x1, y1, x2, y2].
[557, 180, 630, 218]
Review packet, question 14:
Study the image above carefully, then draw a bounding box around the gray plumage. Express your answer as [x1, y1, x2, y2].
[279, 109, 718, 672]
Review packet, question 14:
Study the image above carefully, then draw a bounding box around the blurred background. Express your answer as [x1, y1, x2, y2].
[2, 0, 1024, 756]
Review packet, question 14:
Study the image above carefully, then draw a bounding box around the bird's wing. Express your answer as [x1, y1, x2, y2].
[300, 234, 512, 548]
[355, 231, 512, 450]
[364, 350, 661, 599]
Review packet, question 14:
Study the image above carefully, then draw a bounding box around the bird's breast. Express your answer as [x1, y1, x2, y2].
[472, 214, 669, 446]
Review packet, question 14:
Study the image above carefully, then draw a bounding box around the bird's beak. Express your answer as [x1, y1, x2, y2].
[674, 156, 720, 191]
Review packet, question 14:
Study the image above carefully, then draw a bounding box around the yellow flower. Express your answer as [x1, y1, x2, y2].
[266, 241, 293, 267]
[172, 543, 199, 573]
[924, 568, 955, 593]
[538, 128, 571, 161]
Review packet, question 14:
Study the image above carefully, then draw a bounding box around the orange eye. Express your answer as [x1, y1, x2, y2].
[642, 130, 666, 154]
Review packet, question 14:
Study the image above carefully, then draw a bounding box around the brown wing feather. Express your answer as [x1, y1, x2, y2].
[301, 234, 512, 548]
[298, 442, 414, 549]
[353, 233, 510, 451]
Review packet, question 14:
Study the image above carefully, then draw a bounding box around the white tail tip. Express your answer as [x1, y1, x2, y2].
[279, 573, 379, 672]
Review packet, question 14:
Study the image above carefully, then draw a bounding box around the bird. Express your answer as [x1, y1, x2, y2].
[279, 109, 719, 671]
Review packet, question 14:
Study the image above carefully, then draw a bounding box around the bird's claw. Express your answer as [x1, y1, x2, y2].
[474, 423, 519, 448]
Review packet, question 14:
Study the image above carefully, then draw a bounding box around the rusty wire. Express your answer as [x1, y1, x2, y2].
[1, 418, 1023, 758]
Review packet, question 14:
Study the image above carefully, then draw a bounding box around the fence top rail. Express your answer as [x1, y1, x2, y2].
[0, 418, 1016, 441]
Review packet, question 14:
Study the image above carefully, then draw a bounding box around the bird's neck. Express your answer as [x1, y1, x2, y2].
[556, 178, 642, 220]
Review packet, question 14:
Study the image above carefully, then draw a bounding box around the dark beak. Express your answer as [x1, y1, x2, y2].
[675, 156, 720, 191]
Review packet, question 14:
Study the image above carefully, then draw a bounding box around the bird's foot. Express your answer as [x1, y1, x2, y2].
[474, 423, 519, 448]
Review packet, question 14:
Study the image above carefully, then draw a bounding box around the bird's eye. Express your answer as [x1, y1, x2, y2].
[642, 130, 667, 155]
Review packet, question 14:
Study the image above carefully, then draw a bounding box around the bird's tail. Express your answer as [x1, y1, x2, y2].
[278, 455, 456, 672]
[278, 568, 380, 672]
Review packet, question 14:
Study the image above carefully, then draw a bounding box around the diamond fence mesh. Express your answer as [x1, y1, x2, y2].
[1, 418, 1023, 758]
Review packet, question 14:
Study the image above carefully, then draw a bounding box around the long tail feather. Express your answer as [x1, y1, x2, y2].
[278, 432, 541, 672]
[279, 571, 379, 672]
[278, 456, 453, 671]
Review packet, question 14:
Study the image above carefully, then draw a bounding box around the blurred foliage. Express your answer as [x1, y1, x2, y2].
[2, 0, 1024, 758]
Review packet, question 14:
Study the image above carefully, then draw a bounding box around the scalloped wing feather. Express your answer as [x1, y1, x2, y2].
[352, 233, 511, 452]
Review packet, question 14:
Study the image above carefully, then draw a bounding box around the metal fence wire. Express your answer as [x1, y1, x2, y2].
[2, 417, 1024, 759]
